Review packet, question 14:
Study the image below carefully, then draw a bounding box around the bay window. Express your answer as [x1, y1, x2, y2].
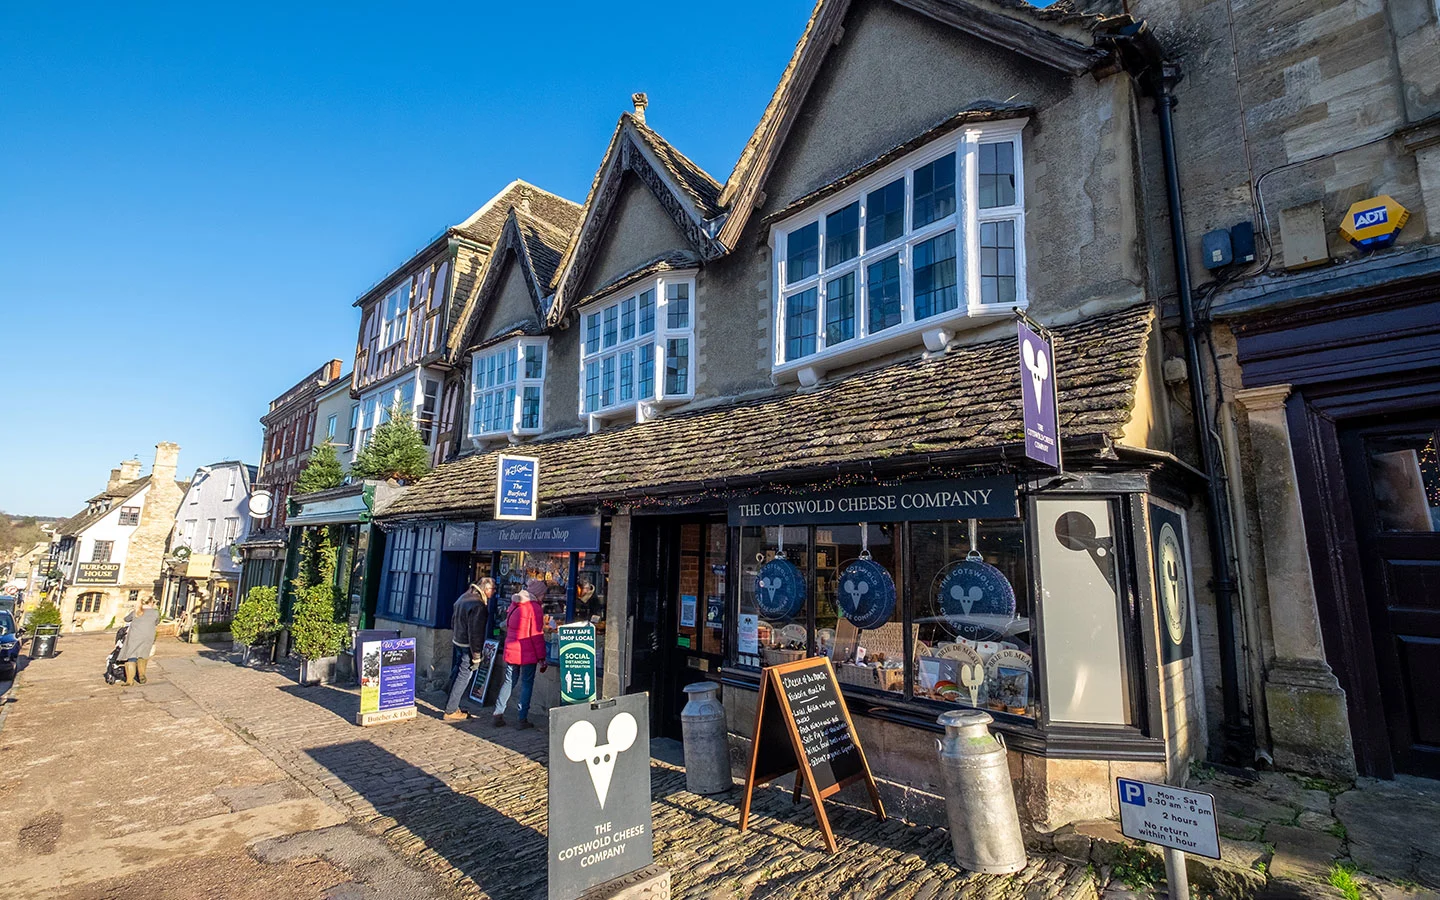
[772, 123, 1026, 381]
[580, 273, 695, 426]
[470, 338, 547, 440]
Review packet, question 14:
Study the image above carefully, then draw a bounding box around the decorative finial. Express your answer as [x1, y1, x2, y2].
[631, 92, 648, 124]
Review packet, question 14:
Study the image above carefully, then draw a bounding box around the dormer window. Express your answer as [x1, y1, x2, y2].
[380, 282, 410, 347]
[772, 123, 1026, 384]
[579, 273, 695, 429]
[469, 337, 547, 440]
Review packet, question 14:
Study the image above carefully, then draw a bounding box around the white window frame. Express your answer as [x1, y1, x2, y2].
[769, 121, 1027, 385]
[225, 470, 237, 500]
[222, 517, 240, 547]
[577, 272, 696, 430]
[468, 337, 548, 441]
[380, 281, 410, 348]
[326, 414, 338, 441]
[203, 518, 217, 554]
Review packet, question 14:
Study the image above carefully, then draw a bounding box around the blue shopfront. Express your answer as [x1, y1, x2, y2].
[376, 514, 609, 695]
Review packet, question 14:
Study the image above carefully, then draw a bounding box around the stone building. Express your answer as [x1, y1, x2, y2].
[370, 0, 1228, 833]
[1110, 0, 1440, 780]
[51, 443, 186, 631]
[239, 359, 345, 596]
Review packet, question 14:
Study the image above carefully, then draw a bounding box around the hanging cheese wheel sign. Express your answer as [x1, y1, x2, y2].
[937, 556, 1017, 620]
[836, 559, 896, 630]
[755, 556, 806, 621]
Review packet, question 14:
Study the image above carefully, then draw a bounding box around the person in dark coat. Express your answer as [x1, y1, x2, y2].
[442, 579, 493, 721]
[119, 597, 159, 686]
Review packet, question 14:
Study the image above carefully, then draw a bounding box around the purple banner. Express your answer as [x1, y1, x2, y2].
[1018, 320, 1060, 469]
[378, 638, 416, 712]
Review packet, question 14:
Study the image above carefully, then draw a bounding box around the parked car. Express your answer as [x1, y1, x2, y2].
[0, 596, 16, 616]
[0, 611, 20, 678]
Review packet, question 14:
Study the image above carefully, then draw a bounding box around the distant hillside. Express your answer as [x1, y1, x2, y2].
[0, 514, 56, 558]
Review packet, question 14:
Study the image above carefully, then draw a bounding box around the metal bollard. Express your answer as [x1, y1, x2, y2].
[681, 682, 731, 794]
[936, 709, 1028, 874]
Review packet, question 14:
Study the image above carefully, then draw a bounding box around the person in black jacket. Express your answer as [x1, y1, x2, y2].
[442, 579, 493, 720]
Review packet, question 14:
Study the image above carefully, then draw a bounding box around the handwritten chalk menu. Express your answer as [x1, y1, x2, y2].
[739, 657, 884, 852]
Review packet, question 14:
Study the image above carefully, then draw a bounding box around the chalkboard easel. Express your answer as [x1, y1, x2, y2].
[738, 656, 885, 852]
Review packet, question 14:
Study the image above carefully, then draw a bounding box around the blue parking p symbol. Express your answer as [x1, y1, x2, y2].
[1119, 779, 1146, 807]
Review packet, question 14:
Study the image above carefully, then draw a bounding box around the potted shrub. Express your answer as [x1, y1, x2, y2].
[230, 586, 280, 665]
[290, 527, 350, 685]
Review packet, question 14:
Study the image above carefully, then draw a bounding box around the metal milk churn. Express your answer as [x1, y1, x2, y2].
[681, 682, 732, 794]
[936, 709, 1028, 874]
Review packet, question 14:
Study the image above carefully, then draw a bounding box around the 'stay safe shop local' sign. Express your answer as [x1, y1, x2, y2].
[729, 476, 1017, 526]
[740, 657, 884, 853]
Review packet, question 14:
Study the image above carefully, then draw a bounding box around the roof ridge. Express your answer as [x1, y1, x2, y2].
[626, 115, 724, 192]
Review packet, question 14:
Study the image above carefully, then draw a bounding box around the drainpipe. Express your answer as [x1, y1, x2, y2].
[1154, 62, 1251, 762]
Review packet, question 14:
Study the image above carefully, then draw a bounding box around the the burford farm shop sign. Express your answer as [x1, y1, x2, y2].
[728, 477, 1017, 526]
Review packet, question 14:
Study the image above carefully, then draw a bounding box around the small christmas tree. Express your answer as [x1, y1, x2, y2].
[294, 441, 345, 494]
[352, 405, 430, 483]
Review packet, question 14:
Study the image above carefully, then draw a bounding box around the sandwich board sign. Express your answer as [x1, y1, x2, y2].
[548, 693, 653, 900]
[1117, 777, 1220, 859]
[739, 656, 885, 852]
[357, 636, 417, 726]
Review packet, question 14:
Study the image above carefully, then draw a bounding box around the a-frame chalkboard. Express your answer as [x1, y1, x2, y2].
[739, 657, 885, 852]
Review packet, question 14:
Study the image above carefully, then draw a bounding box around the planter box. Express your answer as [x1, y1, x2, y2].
[299, 655, 338, 686]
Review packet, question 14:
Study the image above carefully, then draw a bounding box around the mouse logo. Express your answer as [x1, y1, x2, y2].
[1022, 338, 1049, 425]
[563, 712, 638, 808]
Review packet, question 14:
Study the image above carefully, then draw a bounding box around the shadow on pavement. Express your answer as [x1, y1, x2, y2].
[307, 740, 548, 899]
[279, 682, 359, 723]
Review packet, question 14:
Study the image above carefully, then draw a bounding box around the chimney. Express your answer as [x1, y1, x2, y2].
[153, 442, 181, 486]
[107, 467, 123, 492]
[631, 92, 648, 125]
[119, 458, 142, 483]
[518, 187, 533, 216]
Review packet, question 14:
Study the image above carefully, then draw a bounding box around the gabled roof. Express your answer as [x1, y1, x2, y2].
[56, 476, 153, 537]
[715, 0, 1126, 250]
[450, 205, 578, 356]
[383, 303, 1155, 519]
[546, 114, 727, 326]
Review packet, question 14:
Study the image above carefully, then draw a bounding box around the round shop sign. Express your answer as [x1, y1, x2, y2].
[246, 489, 273, 519]
[1157, 522, 1188, 646]
[754, 558, 806, 621]
[836, 559, 896, 630]
[938, 559, 1017, 619]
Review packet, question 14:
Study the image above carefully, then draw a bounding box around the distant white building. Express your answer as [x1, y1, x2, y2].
[165, 461, 258, 622]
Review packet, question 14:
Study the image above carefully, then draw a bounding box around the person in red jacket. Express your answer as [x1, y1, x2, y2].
[492, 579, 548, 729]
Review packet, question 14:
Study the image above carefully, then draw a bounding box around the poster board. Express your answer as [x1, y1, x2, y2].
[358, 637, 417, 726]
[739, 657, 884, 852]
[468, 638, 501, 706]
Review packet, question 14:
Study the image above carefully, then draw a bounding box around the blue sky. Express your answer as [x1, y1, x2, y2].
[0, 1, 820, 516]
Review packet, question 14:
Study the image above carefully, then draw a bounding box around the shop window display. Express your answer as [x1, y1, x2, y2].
[477, 545, 609, 670]
[677, 523, 728, 655]
[737, 525, 812, 667]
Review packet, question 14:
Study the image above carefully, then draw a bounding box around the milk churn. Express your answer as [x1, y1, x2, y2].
[681, 682, 732, 794]
[936, 709, 1027, 874]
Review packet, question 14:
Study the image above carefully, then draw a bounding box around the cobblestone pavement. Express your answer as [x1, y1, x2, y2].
[156, 639, 1112, 900]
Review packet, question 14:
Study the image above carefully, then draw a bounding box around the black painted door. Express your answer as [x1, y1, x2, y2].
[1343, 419, 1440, 778]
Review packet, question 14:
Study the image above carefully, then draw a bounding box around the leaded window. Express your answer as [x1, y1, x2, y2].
[579, 276, 695, 422]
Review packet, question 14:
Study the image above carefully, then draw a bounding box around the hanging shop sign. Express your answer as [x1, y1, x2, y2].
[559, 622, 598, 705]
[496, 454, 540, 521]
[246, 489, 273, 519]
[474, 515, 602, 553]
[739, 657, 885, 854]
[548, 693, 653, 900]
[1150, 503, 1195, 664]
[442, 521, 476, 552]
[76, 562, 121, 584]
[836, 559, 896, 630]
[358, 637, 417, 726]
[754, 557, 806, 620]
[729, 477, 1017, 527]
[1018, 319, 1061, 469]
[1339, 195, 1409, 251]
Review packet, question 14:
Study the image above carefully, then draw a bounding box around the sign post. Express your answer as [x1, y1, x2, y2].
[558, 622, 597, 705]
[1116, 777, 1220, 900]
[496, 455, 540, 521]
[739, 657, 885, 852]
[1017, 317, 1061, 470]
[548, 694, 657, 900]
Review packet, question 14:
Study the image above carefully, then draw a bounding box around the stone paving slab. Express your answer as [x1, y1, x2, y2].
[158, 641, 1110, 900]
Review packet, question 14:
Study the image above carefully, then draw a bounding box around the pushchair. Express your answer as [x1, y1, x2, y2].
[103, 625, 128, 684]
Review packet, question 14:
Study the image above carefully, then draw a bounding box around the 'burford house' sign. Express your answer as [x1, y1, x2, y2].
[728, 477, 1018, 527]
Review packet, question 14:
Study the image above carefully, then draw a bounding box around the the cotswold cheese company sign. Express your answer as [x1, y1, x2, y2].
[728, 477, 1017, 526]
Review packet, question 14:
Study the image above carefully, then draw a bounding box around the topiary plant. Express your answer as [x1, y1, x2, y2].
[289, 527, 349, 660]
[29, 599, 62, 628]
[231, 586, 280, 647]
[294, 441, 345, 494]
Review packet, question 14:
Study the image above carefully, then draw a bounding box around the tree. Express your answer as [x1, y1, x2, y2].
[294, 442, 345, 494]
[29, 599, 61, 628]
[351, 406, 430, 483]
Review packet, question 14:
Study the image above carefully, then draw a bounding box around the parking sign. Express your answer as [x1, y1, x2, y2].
[1116, 777, 1220, 860]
